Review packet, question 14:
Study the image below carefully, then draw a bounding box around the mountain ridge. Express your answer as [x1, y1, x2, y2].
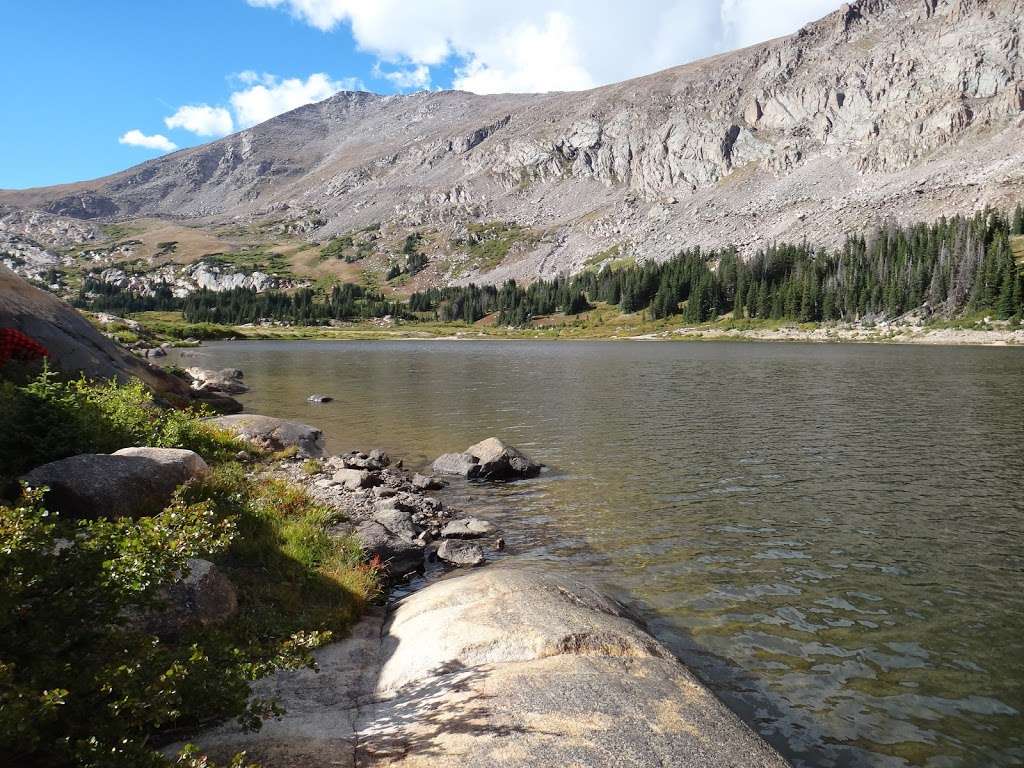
[2, 0, 1023, 288]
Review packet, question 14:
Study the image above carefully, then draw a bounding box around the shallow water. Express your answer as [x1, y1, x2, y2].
[169, 339, 1024, 767]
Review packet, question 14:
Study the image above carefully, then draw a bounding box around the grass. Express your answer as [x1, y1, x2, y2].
[457, 221, 537, 272]
[200, 249, 294, 277]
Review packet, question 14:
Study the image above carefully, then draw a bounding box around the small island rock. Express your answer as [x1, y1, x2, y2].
[207, 414, 326, 458]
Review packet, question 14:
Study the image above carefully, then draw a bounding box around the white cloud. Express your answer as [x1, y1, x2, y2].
[229, 72, 363, 128]
[373, 63, 431, 91]
[246, 0, 845, 94]
[164, 104, 234, 137]
[118, 129, 177, 152]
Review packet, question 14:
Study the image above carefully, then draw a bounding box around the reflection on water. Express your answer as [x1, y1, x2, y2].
[169, 340, 1024, 767]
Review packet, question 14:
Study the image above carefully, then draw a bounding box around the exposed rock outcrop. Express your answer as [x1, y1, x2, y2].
[0, 265, 193, 403]
[183, 565, 790, 767]
[22, 448, 209, 519]
[186, 367, 249, 395]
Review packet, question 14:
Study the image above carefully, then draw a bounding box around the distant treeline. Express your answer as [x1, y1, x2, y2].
[408, 204, 1024, 325]
[75, 204, 1024, 327]
[181, 284, 405, 324]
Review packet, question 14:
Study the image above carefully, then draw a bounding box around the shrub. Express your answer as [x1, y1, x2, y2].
[0, 367, 244, 486]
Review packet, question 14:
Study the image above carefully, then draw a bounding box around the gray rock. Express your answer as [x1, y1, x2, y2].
[431, 452, 481, 478]
[22, 448, 209, 519]
[440, 518, 496, 539]
[207, 414, 325, 458]
[371, 506, 417, 540]
[182, 566, 789, 767]
[333, 468, 373, 490]
[465, 437, 542, 480]
[436, 539, 485, 567]
[186, 367, 248, 395]
[411, 472, 445, 490]
[353, 521, 423, 576]
[0, 266, 193, 404]
[143, 558, 238, 636]
[307, 394, 333, 403]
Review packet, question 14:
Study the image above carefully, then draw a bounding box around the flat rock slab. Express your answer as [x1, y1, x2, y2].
[440, 517, 496, 539]
[22, 448, 208, 519]
[184, 565, 790, 768]
[208, 414, 325, 458]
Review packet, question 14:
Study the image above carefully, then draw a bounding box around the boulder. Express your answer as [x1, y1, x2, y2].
[207, 414, 325, 458]
[307, 394, 333, 403]
[354, 521, 423, 576]
[0, 265, 192, 404]
[186, 367, 248, 395]
[431, 452, 481, 478]
[436, 539, 485, 567]
[440, 518, 496, 539]
[334, 468, 374, 490]
[142, 558, 238, 636]
[22, 448, 209, 519]
[465, 437, 542, 480]
[432, 439, 542, 481]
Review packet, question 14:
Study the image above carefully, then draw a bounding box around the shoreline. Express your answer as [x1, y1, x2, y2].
[169, 323, 1024, 349]
[180, 422, 792, 767]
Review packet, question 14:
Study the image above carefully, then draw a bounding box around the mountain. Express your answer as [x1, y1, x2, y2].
[2, 0, 1022, 289]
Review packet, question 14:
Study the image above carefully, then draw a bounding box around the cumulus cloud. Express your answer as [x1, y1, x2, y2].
[373, 63, 431, 91]
[247, 0, 844, 94]
[229, 72, 363, 128]
[164, 104, 234, 137]
[118, 129, 177, 152]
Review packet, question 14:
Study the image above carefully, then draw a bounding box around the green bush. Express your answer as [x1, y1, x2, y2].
[0, 367, 243, 485]
[0, 487, 256, 767]
[0, 467, 379, 766]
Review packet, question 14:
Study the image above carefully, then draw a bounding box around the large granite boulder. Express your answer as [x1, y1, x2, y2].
[432, 438, 542, 480]
[207, 414, 325, 458]
[142, 558, 238, 636]
[0, 265, 192, 403]
[183, 565, 790, 767]
[22, 447, 209, 519]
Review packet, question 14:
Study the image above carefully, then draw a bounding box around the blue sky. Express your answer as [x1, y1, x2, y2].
[1, 0, 841, 190]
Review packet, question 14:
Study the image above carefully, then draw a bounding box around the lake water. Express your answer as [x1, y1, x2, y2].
[168, 339, 1024, 768]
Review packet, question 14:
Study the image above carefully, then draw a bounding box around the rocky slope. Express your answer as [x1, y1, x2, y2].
[2, 0, 1023, 287]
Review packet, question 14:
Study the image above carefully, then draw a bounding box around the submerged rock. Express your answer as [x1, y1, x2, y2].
[22, 448, 209, 519]
[436, 539, 485, 567]
[207, 414, 325, 458]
